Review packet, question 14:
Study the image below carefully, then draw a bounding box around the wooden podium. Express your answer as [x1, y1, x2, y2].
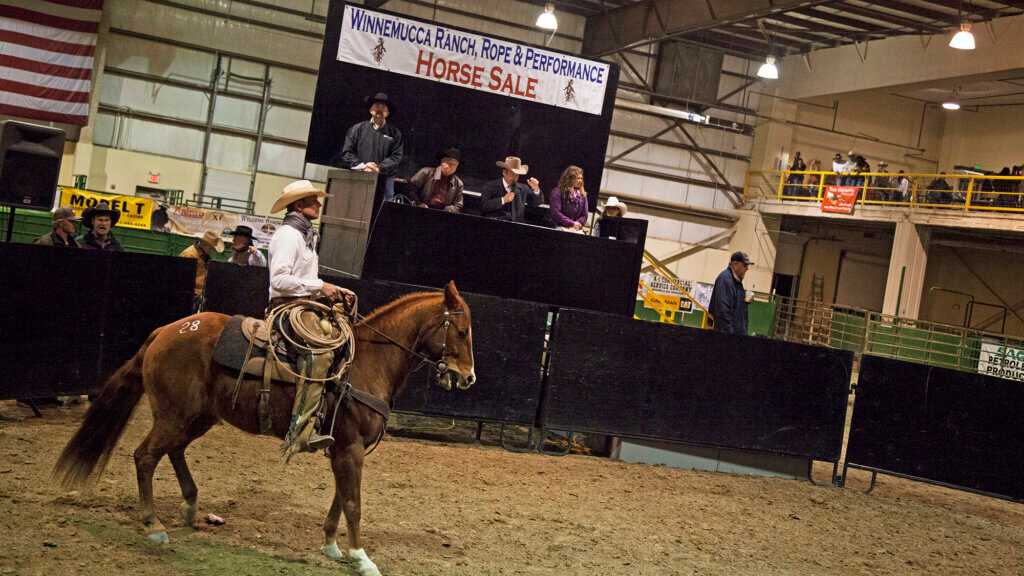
[318, 169, 378, 278]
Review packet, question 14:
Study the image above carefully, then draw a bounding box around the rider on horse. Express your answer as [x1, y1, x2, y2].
[268, 180, 356, 455]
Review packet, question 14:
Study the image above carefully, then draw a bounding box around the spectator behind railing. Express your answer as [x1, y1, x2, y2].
[993, 167, 1015, 208]
[805, 160, 822, 196]
[784, 152, 805, 196]
[895, 170, 910, 202]
[926, 172, 954, 204]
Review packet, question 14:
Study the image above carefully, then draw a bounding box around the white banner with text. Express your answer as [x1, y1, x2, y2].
[337, 5, 611, 116]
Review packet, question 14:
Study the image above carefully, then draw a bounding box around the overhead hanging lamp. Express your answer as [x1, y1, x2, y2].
[942, 86, 962, 110]
[536, 3, 557, 30]
[757, 56, 779, 79]
[949, 22, 976, 50]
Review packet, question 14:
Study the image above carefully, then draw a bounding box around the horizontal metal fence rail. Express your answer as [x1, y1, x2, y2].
[745, 170, 1024, 214]
[771, 295, 1024, 376]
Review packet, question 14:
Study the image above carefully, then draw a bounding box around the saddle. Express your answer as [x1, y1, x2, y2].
[213, 316, 301, 385]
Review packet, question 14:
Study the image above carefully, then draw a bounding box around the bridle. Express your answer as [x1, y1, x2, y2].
[354, 306, 467, 384]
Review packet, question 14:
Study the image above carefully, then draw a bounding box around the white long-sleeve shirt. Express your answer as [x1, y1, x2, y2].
[268, 225, 323, 299]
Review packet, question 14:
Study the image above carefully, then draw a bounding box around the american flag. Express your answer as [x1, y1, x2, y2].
[0, 0, 103, 126]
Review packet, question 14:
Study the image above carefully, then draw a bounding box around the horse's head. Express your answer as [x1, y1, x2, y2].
[429, 281, 476, 391]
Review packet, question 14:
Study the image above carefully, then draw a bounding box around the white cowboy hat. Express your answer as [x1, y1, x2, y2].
[602, 196, 627, 216]
[271, 179, 332, 214]
[495, 156, 528, 175]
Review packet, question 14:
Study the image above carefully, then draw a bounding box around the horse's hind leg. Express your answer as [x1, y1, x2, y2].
[168, 413, 218, 527]
[134, 423, 181, 543]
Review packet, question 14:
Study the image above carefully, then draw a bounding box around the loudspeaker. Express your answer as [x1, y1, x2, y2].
[0, 121, 66, 209]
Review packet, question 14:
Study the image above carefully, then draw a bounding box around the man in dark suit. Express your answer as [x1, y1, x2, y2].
[479, 156, 543, 222]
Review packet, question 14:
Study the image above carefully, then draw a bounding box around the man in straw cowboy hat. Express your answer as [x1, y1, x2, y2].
[335, 92, 404, 201]
[480, 156, 543, 222]
[269, 180, 356, 453]
[76, 202, 124, 251]
[178, 230, 225, 297]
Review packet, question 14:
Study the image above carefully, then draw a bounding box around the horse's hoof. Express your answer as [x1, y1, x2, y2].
[147, 531, 169, 544]
[180, 502, 196, 526]
[320, 542, 343, 560]
[349, 548, 382, 576]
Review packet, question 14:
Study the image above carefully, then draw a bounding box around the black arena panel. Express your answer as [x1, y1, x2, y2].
[544, 308, 852, 461]
[847, 355, 1024, 501]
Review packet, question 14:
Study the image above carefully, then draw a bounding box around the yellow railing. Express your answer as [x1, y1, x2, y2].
[744, 170, 1024, 214]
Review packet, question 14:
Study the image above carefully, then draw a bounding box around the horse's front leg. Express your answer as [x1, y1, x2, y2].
[322, 441, 381, 576]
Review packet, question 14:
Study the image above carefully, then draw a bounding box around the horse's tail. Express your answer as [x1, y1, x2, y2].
[53, 327, 159, 490]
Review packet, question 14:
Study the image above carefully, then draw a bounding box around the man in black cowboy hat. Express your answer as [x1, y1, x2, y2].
[77, 202, 124, 251]
[480, 156, 542, 222]
[228, 225, 267, 266]
[335, 92, 404, 201]
[406, 147, 464, 213]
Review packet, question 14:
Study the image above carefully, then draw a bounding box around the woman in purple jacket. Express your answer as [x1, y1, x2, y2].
[548, 165, 589, 231]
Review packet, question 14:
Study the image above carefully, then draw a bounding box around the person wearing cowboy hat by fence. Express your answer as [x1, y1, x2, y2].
[334, 92, 404, 201]
[269, 180, 356, 454]
[227, 225, 267, 267]
[178, 230, 225, 297]
[34, 206, 81, 248]
[480, 156, 543, 222]
[406, 147, 464, 213]
[76, 202, 124, 251]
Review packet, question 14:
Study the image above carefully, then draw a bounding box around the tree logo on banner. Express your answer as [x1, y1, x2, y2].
[563, 79, 576, 104]
[373, 37, 387, 65]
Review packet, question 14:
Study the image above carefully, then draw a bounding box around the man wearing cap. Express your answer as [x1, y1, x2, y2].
[335, 92, 404, 201]
[480, 156, 542, 222]
[179, 230, 225, 296]
[269, 179, 355, 454]
[709, 252, 753, 336]
[227, 225, 267, 266]
[34, 206, 81, 247]
[406, 147, 464, 213]
[76, 202, 124, 251]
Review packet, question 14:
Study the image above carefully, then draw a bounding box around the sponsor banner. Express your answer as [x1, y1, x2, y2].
[637, 272, 713, 312]
[166, 205, 237, 239]
[239, 214, 283, 250]
[821, 185, 859, 213]
[59, 188, 153, 230]
[338, 5, 610, 116]
[164, 206, 282, 250]
[977, 340, 1024, 383]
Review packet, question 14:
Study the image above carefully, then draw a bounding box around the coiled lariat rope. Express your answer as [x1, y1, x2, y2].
[265, 300, 354, 382]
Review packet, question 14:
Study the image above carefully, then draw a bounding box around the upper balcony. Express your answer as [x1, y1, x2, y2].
[744, 171, 1024, 232]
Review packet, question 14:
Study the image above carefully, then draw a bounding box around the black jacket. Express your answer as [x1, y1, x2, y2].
[479, 178, 542, 222]
[334, 120, 403, 174]
[77, 231, 124, 252]
[709, 267, 748, 335]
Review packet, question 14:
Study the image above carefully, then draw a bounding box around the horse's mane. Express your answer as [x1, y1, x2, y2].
[356, 291, 445, 330]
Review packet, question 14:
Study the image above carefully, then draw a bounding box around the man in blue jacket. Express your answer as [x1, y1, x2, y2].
[709, 251, 753, 335]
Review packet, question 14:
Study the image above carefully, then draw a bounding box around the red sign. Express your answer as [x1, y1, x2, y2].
[821, 186, 859, 213]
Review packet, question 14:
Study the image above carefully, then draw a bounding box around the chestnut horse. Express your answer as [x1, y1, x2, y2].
[54, 282, 475, 576]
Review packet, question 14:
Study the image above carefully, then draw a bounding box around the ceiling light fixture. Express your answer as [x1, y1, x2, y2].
[949, 22, 976, 50]
[942, 101, 961, 110]
[757, 56, 778, 79]
[536, 3, 557, 30]
[942, 86, 962, 110]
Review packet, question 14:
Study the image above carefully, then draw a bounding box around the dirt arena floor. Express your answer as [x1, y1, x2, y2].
[1, 401, 1022, 576]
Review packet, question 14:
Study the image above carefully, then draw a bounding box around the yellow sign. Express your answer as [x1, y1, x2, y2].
[59, 188, 154, 230]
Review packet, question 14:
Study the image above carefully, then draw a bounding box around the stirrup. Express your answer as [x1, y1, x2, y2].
[307, 431, 334, 450]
